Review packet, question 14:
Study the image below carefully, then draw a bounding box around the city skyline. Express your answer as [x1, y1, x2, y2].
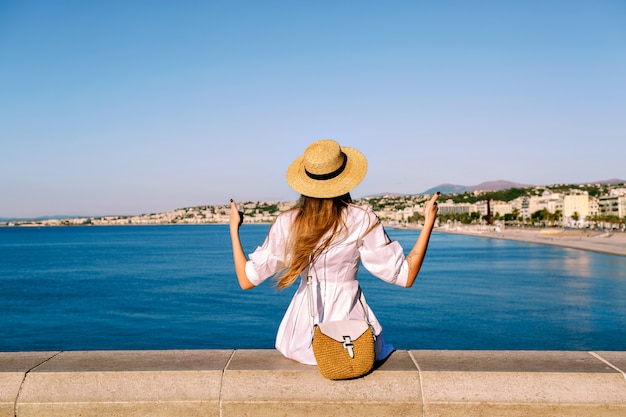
[2, 177, 623, 222]
[1, 1, 625, 218]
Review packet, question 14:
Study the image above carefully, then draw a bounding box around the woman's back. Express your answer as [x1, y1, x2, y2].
[228, 139, 439, 366]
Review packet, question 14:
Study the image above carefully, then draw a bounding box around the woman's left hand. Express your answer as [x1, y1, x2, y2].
[229, 199, 244, 229]
[423, 192, 439, 226]
[229, 199, 254, 290]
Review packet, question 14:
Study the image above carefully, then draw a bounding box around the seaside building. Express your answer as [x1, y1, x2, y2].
[475, 201, 488, 217]
[520, 197, 532, 219]
[509, 196, 525, 213]
[437, 200, 476, 216]
[523, 192, 553, 219]
[599, 193, 626, 218]
[526, 190, 562, 215]
[475, 200, 511, 218]
[400, 207, 414, 221]
[4, 186, 624, 228]
[589, 197, 600, 218]
[492, 201, 513, 217]
[563, 191, 591, 226]
[543, 191, 563, 214]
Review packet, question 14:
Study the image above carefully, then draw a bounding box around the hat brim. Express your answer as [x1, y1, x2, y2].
[286, 147, 367, 198]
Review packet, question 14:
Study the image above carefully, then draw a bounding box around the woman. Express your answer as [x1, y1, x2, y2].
[229, 139, 439, 365]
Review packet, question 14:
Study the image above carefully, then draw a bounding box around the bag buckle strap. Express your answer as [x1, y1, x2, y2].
[342, 336, 355, 359]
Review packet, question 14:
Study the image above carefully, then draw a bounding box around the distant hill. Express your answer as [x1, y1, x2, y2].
[422, 178, 625, 195]
[580, 178, 625, 186]
[361, 192, 409, 198]
[422, 180, 530, 195]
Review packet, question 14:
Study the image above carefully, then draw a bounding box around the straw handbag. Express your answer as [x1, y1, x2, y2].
[307, 276, 376, 380]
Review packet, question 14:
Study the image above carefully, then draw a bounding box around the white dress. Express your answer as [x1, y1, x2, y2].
[245, 204, 410, 365]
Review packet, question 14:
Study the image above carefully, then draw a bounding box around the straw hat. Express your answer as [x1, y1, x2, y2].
[286, 139, 368, 198]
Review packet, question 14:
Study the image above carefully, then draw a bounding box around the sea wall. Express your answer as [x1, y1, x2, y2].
[1, 349, 625, 416]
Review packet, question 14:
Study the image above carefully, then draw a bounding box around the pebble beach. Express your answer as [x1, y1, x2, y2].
[439, 226, 626, 257]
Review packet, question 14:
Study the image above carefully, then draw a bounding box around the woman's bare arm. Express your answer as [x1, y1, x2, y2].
[229, 200, 255, 290]
[404, 192, 439, 287]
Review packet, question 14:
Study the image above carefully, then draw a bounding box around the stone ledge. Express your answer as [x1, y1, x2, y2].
[1, 350, 625, 416]
[413, 350, 626, 417]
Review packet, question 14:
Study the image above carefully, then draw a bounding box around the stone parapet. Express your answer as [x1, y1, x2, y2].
[1, 349, 625, 416]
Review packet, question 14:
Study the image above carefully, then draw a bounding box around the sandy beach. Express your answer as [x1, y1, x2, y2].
[438, 226, 626, 257]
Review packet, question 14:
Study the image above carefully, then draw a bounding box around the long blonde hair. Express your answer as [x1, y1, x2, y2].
[274, 193, 352, 289]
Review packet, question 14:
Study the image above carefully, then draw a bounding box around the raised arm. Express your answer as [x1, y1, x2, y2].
[404, 192, 439, 287]
[229, 199, 255, 290]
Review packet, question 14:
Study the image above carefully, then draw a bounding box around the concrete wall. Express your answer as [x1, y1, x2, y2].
[1, 349, 625, 416]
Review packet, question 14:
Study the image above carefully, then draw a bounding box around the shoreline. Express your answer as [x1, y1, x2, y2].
[436, 225, 626, 257]
[4, 220, 626, 257]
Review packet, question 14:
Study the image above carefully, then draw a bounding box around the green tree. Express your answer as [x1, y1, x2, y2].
[531, 209, 554, 226]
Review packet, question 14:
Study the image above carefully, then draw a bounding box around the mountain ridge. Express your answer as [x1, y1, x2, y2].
[422, 178, 625, 195]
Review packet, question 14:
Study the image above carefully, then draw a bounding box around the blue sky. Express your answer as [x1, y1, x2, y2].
[1, 1, 624, 218]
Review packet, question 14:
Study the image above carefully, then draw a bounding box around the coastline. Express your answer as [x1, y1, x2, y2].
[436, 225, 626, 257]
[5, 220, 626, 257]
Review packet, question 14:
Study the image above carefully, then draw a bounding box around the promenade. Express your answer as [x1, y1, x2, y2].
[438, 226, 626, 257]
[2, 349, 625, 416]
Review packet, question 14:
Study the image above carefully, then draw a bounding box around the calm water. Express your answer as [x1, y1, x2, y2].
[1, 225, 625, 352]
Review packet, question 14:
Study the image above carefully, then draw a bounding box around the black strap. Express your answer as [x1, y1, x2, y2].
[305, 152, 347, 181]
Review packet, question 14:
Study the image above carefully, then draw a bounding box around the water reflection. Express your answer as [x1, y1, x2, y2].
[561, 249, 592, 277]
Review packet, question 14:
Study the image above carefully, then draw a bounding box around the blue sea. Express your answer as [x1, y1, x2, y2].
[1, 225, 625, 352]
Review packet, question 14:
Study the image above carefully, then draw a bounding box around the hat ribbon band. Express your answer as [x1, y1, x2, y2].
[305, 152, 347, 181]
